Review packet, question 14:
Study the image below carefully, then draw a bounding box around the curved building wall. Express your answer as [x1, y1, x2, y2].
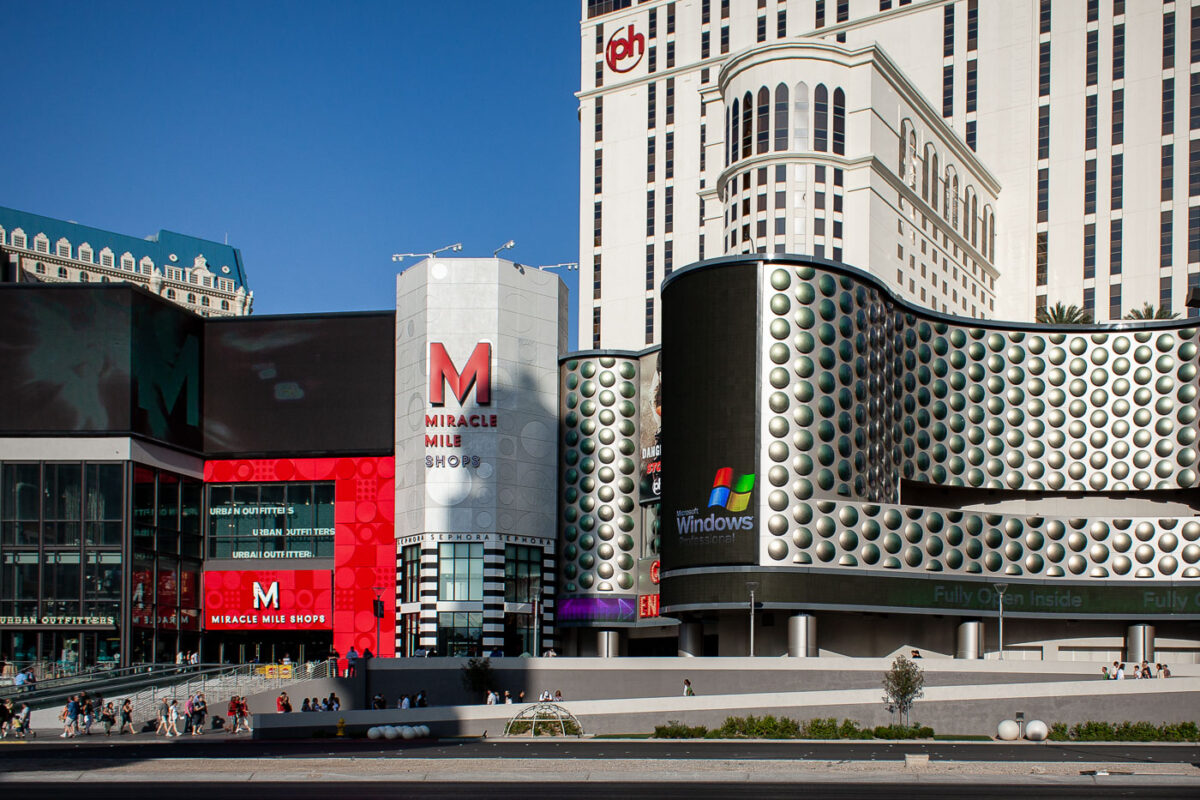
[659, 256, 1200, 640]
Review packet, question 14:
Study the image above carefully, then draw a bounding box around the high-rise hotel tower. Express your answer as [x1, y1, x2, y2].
[579, 0, 1200, 348]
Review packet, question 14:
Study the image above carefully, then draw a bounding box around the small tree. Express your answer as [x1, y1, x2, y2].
[882, 654, 925, 727]
[1035, 302, 1093, 325]
[460, 657, 496, 701]
[1124, 303, 1179, 321]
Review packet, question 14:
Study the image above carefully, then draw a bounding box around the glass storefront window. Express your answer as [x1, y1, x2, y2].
[436, 611, 482, 657]
[2, 464, 40, 520]
[180, 478, 202, 535]
[401, 544, 421, 604]
[207, 482, 336, 560]
[43, 463, 82, 521]
[504, 544, 542, 603]
[503, 611, 535, 657]
[84, 464, 123, 521]
[438, 543, 483, 601]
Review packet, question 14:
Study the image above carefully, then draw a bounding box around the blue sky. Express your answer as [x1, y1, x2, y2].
[2, 1, 582, 347]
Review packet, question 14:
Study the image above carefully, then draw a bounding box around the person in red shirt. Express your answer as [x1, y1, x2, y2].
[276, 691, 291, 713]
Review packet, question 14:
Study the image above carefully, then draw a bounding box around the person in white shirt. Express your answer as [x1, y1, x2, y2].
[1115, 663, 1125, 680]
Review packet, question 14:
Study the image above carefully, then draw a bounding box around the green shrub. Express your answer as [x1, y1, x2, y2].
[1056, 720, 1200, 742]
[873, 724, 934, 739]
[653, 720, 709, 738]
[800, 717, 840, 739]
[838, 718, 874, 740]
[713, 714, 802, 739]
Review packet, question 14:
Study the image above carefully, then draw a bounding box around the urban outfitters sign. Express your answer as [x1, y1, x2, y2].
[0, 615, 116, 627]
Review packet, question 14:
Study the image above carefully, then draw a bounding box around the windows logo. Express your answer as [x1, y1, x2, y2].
[708, 467, 755, 513]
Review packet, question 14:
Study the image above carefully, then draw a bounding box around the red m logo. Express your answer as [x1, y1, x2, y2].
[429, 342, 491, 406]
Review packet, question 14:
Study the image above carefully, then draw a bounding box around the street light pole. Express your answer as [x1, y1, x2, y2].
[996, 583, 1008, 661]
[372, 586, 383, 657]
[746, 581, 760, 658]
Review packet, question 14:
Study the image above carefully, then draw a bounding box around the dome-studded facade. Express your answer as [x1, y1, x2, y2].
[652, 255, 1200, 659]
[559, 354, 644, 596]
[758, 262, 1200, 582]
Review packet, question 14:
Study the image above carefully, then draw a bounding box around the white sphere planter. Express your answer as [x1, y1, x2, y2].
[383, 725, 400, 740]
[1025, 720, 1048, 741]
[400, 726, 416, 740]
[997, 719, 1020, 741]
[366, 727, 382, 740]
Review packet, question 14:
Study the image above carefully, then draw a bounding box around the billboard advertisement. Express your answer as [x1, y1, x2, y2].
[202, 569, 333, 631]
[660, 264, 760, 568]
[203, 313, 394, 456]
[638, 349, 662, 504]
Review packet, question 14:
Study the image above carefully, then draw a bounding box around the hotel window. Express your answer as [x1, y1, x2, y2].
[1036, 233, 1048, 285]
[121, 255, 134, 271]
[1086, 30, 1097, 87]
[1039, 0, 1050, 34]
[701, 30, 710, 59]
[757, 14, 766, 42]
[1192, 74, 1200, 129]
[1110, 219, 1122, 275]
[967, 0, 977, 51]
[593, 201, 602, 247]
[814, 84, 828, 151]
[1037, 105, 1049, 159]
[1112, 89, 1123, 146]
[1113, 23, 1124, 81]
[942, 65, 953, 117]
[1111, 154, 1122, 211]
[648, 83, 656, 130]
[835, 0, 847, 42]
[815, 0, 825, 28]
[667, 2, 675, 34]
[594, 150, 603, 194]
[774, 84, 789, 150]
[11, 231, 25, 249]
[777, 6, 786, 38]
[1162, 211, 1173, 269]
[1190, 207, 1200, 263]
[1084, 95, 1097, 150]
[665, 240, 673, 273]
[78, 245, 92, 263]
[665, 186, 674, 233]
[721, 24, 729, 54]
[943, 5, 954, 57]
[647, 136, 656, 181]
[702, 0, 710, 24]
[1083, 223, 1096, 279]
[832, 88, 845, 155]
[1039, 42, 1050, 97]
[593, 254, 602, 301]
[1037, 167, 1049, 223]
[742, 92, 753, 158]
[700, 123, 707, 173]
[666, 79, 674, 125]
[757, 87, 769, 154]
[966, 60, 977, 114]
[1110, 284, 1122, 320]
[1083, 287, 1095, 315]
[34, 235, 48, 254]
[1083, 160, 1096, 215]
[1191, 140, 1200, 196]
[645, 298, 654, 344]
[1161, 276, 1173, 311]
[592, 308, 601, 348]
[594, 97, 603, 143]
[1163, 145, 1174, 201]
[1164, 11, 1176, 70]
[648, 46, 656, 74]
[57, 266, 68, 279]
[665, 132, 674, 179]
[646, 189, 655, 236]
[646, 243, 655, 289]
[721, 0, 728, 18]
[1194, 5, 1200, 63]
[1163, 78, 1175, 136]
[729, 101, 737, 165]
[56, 240, 70, 258]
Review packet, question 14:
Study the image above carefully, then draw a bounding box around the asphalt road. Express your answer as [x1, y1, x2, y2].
[2, 782, 1198, 800]
[1, 735, 1198, 764]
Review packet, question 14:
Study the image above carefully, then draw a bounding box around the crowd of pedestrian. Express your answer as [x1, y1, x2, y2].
[1101, 660, 1172, 680]
[299, 694, 343, 712]
[57, 691, 134, 738]
[483, 689, 561, 705]
[0, 698, 32, 737]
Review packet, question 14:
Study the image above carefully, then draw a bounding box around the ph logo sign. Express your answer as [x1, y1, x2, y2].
[606, 24, 644, 74]
[429, 342, 491, 406]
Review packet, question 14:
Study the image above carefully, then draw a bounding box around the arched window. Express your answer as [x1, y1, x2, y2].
[57, 266, 68, 278]
[200, 296, 210, 307]
[725, 105, 731, 167]
[969, 190, 978, 246]
[731, 98, 740, 164]
[907, 130, 917, 188]
[945, 168, 959, 228]
[988, 208, 996, 258]
[832, 88, 846, 155]
[814, 84, 828, 152]
[757, 87, 770, 154]
[78, 272, 88, 282]
[221, 300, 230, 311]
[774, 83, 789, 150]
[930, 152, 939, 211]
[186, 293, 196, 305]
[166, 289, 176, 300]
[792, 82, 809, 150]
[34, 262, 45, 274]
[922, 144, 936, 201]
[742, 91, 753, 159]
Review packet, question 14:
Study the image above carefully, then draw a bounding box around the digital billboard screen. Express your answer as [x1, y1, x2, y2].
[0, 286, 132, 434]
[203, 313, 395, 456]
[660, 264, 759, 568]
